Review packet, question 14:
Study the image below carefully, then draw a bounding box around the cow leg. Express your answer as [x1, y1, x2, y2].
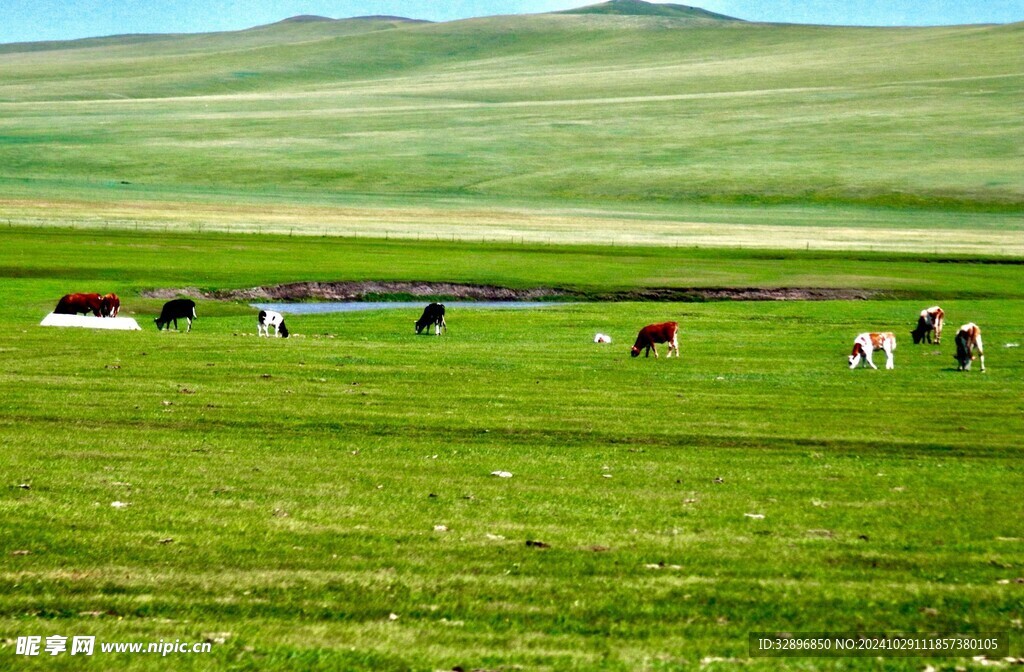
[652, 344, 659, 358]
[863, 349, 877, 369]
[172, 318, 178, 331]
[884, 344, 894, 369]
[186, 317, 192, 333]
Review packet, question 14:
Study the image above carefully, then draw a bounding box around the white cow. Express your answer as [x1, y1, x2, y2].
[848, 332, 896, 370]
[257, 310, 289, 338]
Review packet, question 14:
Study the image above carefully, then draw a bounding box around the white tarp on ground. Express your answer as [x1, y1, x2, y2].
[40, 313, 142, 330]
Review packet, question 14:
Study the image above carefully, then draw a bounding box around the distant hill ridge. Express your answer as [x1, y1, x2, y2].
[276, 15, 335, 23]
[272, 14, 430, 25]
[269, 2, 740, 30]
[560, 0, 742, 21]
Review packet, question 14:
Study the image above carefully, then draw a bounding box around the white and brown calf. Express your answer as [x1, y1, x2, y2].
[848, 332, 896, 370]
[953, 323, 984, 371]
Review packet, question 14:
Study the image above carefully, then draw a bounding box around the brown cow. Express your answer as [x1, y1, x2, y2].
[54, 293, 104, 317]
[101, 293, 120, 317]
[630, 322, 679, 358]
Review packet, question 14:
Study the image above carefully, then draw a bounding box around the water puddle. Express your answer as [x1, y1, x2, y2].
[250, 301, 569, 315]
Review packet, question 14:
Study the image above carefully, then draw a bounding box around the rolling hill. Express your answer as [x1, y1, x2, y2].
[560, 0, 741, 21]
[0, 1, 1020, 248]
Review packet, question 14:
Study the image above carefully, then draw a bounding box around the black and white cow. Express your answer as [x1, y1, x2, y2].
[155, 299, 196, 332]
[415, 303, 446, 335]
[258, 310, 289, 338]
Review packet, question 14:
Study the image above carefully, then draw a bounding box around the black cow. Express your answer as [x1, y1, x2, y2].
[415, 303, 446, 335]
[155, 299, 196, 332]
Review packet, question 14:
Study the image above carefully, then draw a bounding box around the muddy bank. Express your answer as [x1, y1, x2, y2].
[143, 281, 566, 302]
[142, 281, 879, 303]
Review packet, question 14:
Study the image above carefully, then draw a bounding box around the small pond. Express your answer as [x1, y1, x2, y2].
[250, 301, 570, 315]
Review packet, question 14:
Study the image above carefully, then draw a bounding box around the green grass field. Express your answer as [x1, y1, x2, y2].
[1, 3, 1023, 669]
[1, 9, 1022, 252]
[1, 229, 1023, 670]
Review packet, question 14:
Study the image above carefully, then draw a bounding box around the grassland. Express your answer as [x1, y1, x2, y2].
[3, 227, 1024, 302]
[0, 12, 1021, 251]
[1, 229, 1023, 670]
[1, 4, 1022, 669]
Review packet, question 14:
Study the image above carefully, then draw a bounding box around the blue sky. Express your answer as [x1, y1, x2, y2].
[3, 1, 1022, 44]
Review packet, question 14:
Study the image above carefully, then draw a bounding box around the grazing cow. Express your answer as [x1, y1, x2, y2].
[155, 299, 196, 332]
[953, 323, 985, 371]
[257, 310, 289, 338]
[101, 293, 121, 318]
[848, 332, 896, 370]
[415, 303, 446, 335]
[630, 322, 679, 358]
[911, 305, 944, 344]
[54, 293, 104, 317]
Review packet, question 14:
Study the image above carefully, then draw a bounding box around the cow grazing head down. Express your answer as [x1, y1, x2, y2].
[101, 293, 120, 318]
[258, 310, 289, 338]
[415, 303, 446, 335]
[953, 323, 985, 371]
[911, 306, 944, 344]
[54, 293, 104, 317]
[155, 299, 197, 332]
[848, 332, 896, 370]
[631, 322, 679, 358]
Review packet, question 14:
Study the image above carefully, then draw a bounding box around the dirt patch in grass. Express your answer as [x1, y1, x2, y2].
[142, 281, 880, 302]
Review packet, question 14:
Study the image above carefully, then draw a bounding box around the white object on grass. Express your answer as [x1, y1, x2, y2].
[41, 313, 142, 330]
